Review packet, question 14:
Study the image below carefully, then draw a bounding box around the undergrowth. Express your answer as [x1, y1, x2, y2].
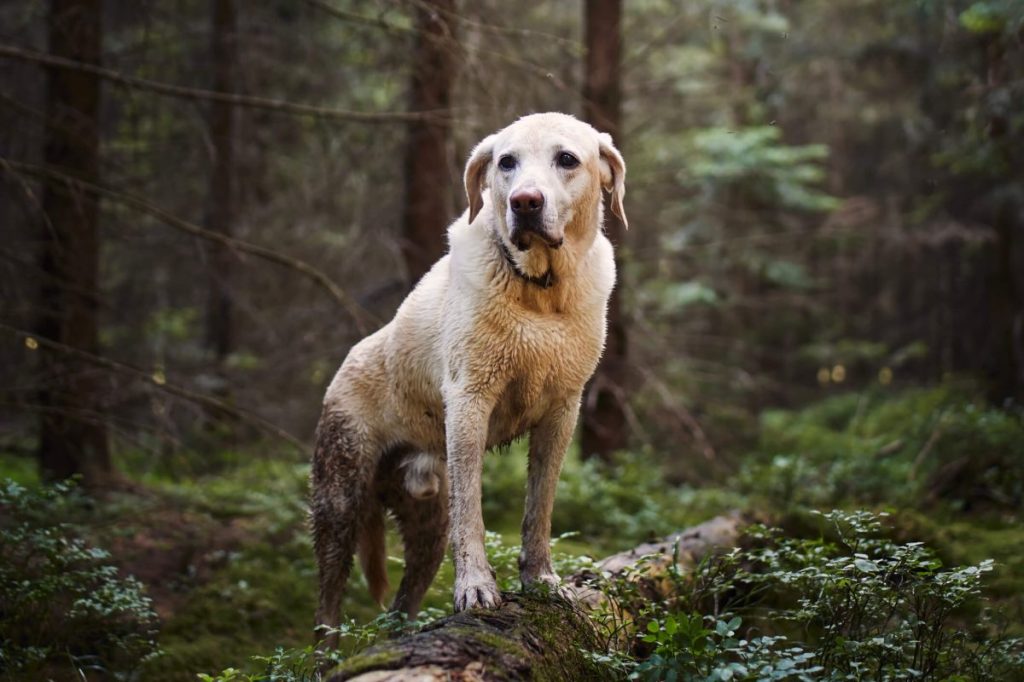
[623, 510, 1024, 681]
[0, 480, 160, 680]
[738, 384, 1024, 512]
[0, 382, 1020, 680]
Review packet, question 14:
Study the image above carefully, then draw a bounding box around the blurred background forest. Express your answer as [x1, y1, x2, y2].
[1, 0, 1022, 680]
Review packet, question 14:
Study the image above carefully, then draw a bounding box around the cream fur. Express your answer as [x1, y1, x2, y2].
[315, 112, 625, 620]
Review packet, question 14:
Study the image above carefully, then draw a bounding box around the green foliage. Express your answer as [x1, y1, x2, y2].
[655, 280, 721, 313]
[739, 385, 1024, 511]
[196, 610, 441, 682]
[636, 613, 821, 682]
[484, 445, 742, 550]
[553, 452, 693, 543]
[0, 479, 160, 679]
[959, 1, 1024, 35]
[687, 127, 838, 213]
[135, 460, 334, 681]
[629, 511, 1024, 681]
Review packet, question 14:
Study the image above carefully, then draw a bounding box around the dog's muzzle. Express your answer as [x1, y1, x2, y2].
[508, 188, 563, 250]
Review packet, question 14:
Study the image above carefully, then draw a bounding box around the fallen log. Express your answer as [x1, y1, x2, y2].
[327, 513, 744, 682]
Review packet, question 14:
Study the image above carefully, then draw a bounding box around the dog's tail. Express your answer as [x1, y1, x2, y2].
[357, 499, 389, 607]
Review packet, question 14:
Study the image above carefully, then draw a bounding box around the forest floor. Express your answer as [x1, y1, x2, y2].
[1, 383, 1022, 680]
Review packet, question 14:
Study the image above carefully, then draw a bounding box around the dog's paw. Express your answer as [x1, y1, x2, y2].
[521, 570, 561, 589]
[521, 572, 575, 601]
[453, 575, 502, 611]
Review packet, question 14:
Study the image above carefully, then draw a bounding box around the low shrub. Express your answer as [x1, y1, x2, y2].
[738, 385, 1024, 511]
[0, 479, 160, 679]
[629, 510, 1024, 681]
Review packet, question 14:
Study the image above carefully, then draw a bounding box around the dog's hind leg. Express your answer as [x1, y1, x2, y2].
[387, 454, 449, 618]
[310, 409, 377, 651]
[357, 496, 389, 608]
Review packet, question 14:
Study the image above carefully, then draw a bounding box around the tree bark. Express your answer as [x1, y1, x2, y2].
[326, 514, 743, 682]
[980, 34, 1024, 404]
[36, 0, 111, 486]
[581, 0, 628, 462]
[400, 0, 458, 285]
[203, 0, 237, 382]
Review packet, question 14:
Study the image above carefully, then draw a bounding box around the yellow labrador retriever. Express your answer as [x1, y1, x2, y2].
[311, 112, 626, 647]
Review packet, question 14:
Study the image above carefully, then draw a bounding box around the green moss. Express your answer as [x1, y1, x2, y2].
[468, 628, 529, 657]
[327, 647, 407, 679]
[510, 595, 616, 682]
[0, 452, 40, 486]
[890, 509, 1024, 633]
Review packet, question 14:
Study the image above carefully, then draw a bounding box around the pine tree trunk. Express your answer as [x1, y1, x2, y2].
[204, 0, 237, 372]
[400, 0, 457, 285]
[36, 0, 111, 487]
[581, 0, 628, 462]
[325, 514, 743, 682]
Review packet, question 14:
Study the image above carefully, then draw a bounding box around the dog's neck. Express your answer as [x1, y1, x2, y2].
[495, 237, 556, 289]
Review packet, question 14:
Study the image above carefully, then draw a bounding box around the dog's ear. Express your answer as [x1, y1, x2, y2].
[464, 134, 496, 224]
[598, 132, 628, 229]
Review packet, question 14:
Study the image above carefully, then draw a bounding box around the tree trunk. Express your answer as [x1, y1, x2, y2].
[204, 0, 237, 371]
[988, 201, 1024, 404]
[325, 514, 743, 682]
[400, 0, 458, 285]
[980, 35, 1024, 404]
[36, 0, 111, 486]
[581, 0, 628, 462]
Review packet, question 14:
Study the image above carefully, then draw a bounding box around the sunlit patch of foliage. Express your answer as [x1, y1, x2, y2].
[0, 479, 161, 679]
[738, 384, 1024, 512]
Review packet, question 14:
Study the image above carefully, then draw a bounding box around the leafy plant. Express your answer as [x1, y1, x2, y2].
[196, 609, 448, 682]
[0, 479, 160, 679]
[483, 445, 739, 550]
[635, 613, 822, 682]
[686, 126, 839, 213]
[626, 510, 1024, 681]
[739, 386, 1024, 511]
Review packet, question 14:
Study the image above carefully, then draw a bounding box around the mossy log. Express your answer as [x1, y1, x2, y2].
[327, 513, 743, 682]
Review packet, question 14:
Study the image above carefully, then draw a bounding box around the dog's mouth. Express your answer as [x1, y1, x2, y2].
[510, 219, 563, 251]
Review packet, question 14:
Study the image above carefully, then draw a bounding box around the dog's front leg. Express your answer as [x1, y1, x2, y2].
[446, 394, 502, 611]
[520, 395, 580, 590]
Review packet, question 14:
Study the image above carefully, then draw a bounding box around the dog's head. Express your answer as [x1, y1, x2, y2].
[464, 113, 627, 252]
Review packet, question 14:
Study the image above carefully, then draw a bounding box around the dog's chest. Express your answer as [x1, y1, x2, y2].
[486, 372, 551, 445]
[478, 310, 603, 445]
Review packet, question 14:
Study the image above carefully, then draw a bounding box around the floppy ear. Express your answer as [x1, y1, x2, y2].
[464, 134, 496, 224]
[597, 132, 628, 229]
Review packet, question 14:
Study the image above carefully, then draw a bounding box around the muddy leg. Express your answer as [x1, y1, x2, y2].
[389, 466, 449, 617]
[310, 410, 376, 651]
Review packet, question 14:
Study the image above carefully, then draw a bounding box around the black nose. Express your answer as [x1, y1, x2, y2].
[509, 188, 544, 216]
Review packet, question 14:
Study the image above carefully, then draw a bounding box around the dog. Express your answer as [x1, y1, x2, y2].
[310, 112, 626, 648]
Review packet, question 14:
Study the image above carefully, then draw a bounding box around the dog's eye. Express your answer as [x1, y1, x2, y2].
[498, 155, 517, 171]
[556, 152, 580, 169]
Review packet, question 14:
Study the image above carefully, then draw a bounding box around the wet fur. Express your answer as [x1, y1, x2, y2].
[310, 113, 626, 648]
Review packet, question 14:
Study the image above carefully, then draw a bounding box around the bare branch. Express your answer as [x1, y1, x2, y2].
[0, 158, 380, 335]
[300, 0, 414, 35]
[1, 323, 307, 451]
[0, 43, 449, 125]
